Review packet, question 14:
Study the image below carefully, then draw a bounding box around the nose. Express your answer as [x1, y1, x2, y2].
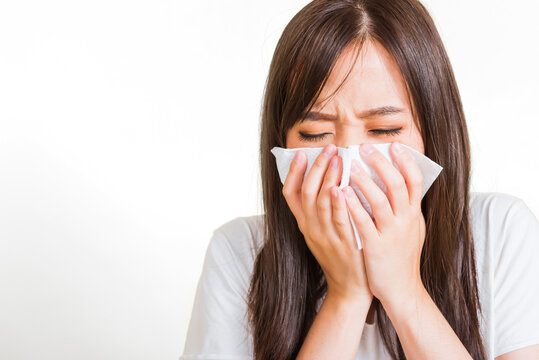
[332, 123, 371, 148]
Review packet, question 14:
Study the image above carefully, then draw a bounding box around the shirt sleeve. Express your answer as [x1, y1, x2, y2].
[493, 196, 539, 357]
[180, 227, 253, 360]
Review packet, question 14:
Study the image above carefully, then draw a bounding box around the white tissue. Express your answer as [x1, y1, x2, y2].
[270, 143, 443, 250]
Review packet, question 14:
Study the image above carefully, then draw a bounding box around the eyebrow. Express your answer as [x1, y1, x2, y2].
[303, 106, 405, 121]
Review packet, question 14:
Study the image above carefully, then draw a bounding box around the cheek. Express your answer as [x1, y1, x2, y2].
[410, 126, 424, 154]
[285, 130, 298, 148]
[400, 125, 424, 154]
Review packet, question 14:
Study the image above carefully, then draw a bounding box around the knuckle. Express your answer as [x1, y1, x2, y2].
[408, 180, 423, 197]
[388, 176, 406, 190]
[320, 183, 333, 195]
[334, 217, 347, 228]
[324, 167, 337, 181]
[282, 184, 292, 197]
[298, 225, 307, 238]
[352, 211, 369, 226]
[371, 195, 386, 208]
[302, 186, 316, 199]
[316, 198, 330, 213]
[312, 159, 326, 170]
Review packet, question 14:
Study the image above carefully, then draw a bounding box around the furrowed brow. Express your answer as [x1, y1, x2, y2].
[302, 106, 404, 122]
[302, 111, 337, 121]
[356, 106, 405, 118]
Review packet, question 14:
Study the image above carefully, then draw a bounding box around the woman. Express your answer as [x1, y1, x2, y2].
[181, 0, 539, 359]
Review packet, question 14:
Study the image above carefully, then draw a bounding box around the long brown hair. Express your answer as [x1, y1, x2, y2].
[248, 0, 487, 359]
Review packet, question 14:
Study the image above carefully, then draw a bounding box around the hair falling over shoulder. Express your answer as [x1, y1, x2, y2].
[247, 0, 487, 359]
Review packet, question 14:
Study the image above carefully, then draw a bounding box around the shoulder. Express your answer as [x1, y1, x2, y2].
[203, 215, 265, 290]
[470, 192, 539, 278]
[468, 192, 539, 298]
[469, 192, 538, 241]
[210, 214, 265, 263]
[181, 216, 264, 358]
[469, 191, 531, 218]
[213, 214, 265, 248]
[469, 193, 539, 357]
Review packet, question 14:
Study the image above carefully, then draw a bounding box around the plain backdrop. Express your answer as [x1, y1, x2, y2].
[0, 0, 538, 359]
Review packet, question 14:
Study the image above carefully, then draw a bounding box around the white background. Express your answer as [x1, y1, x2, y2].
[0, 0, 537, 359]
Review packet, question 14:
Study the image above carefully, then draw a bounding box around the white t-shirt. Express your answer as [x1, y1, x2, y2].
[180, 192, 539, 360]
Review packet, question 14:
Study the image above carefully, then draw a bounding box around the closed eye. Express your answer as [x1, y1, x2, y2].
[369, 127, 403, 136]
[298, 132, 331, 142]
[298, 127, 403, 142]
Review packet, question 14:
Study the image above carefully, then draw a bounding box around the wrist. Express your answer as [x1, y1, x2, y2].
[380, 282, 429, 318]
[325, 290, 373, 310]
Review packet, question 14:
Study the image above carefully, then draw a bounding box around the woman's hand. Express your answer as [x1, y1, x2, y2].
[282, 144, 373, 304]
[342, 142, 426, 307]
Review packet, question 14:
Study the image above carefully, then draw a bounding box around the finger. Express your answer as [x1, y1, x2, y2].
[359, 143, 409, 215]
[390, 142, 424, 209]
[282, 150, 307, 225]
[317, 155, 343, 232]
[349, 158, 393, 228]
[342, 186, 378, 245]
[301, 144, 337, 221]
[330, 186, 356, 249]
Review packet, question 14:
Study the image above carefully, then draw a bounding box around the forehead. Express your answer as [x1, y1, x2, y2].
[313, 39, 411, 112]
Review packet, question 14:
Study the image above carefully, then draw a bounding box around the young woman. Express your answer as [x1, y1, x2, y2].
[181, 0, 539, 359]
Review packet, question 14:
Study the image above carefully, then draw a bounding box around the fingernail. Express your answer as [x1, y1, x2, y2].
[329, 156, 339, 170]
[344, 186, 354, 198]
[393, 142, 404, 154]
[361, 143, 374, 155]
[322, 144, 336, 156]
[351, 159, 361, 173]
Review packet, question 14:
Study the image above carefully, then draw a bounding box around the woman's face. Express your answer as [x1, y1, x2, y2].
[285, 40, 424, 154]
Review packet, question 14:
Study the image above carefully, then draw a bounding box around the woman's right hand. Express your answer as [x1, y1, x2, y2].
[282, 143, 373, 304]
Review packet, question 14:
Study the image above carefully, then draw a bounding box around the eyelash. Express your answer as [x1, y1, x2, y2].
[370, 127, 403, 136]
[299, 127, 403, 142]
[299, 132, 331, 142]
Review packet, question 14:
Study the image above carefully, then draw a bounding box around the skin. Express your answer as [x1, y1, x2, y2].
[287, 38, 424, 324]
[286, 37, 424, 326]
[283, 39, 538, 359]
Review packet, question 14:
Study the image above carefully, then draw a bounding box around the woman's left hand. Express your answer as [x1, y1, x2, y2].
[341, 141, 426, 307]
